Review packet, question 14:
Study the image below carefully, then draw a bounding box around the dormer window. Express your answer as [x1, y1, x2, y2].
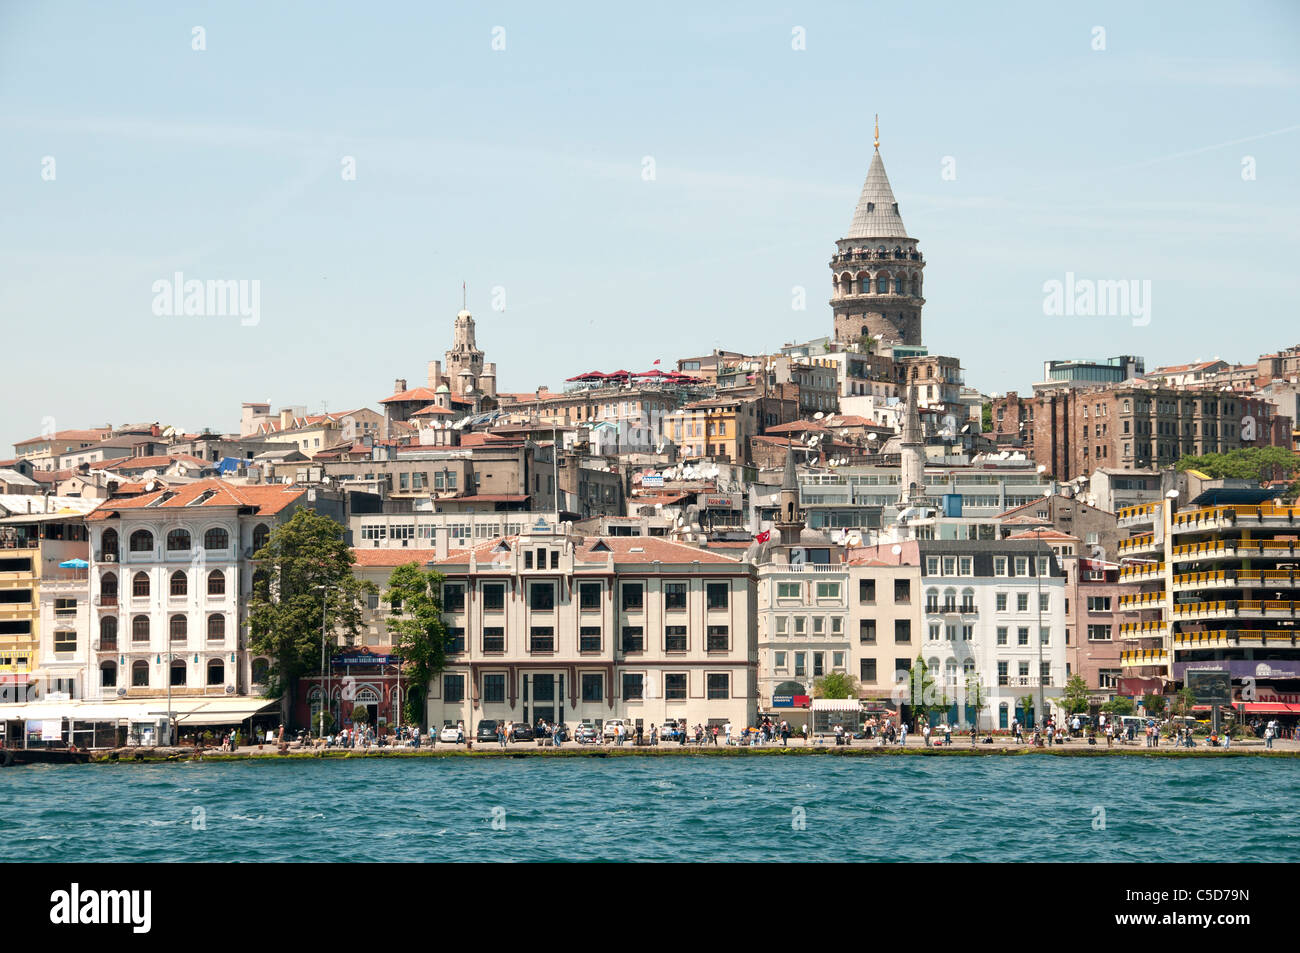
[866, 202, 875, 212]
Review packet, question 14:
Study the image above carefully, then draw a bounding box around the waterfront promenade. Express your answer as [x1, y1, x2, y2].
[90, 733, 1300, 761]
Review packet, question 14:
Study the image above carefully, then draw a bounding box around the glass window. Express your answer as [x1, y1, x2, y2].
[665, 673, 687, 700]
[582, 673, 603, 702]
[816, 582, 840, 599]
[482, 674, 505, 703]
[443, 674, 464, 702]
[622, 673, 643, 700]
[777, 582, 800, 600]
[579, 582, 601, 610]
[443, 583, 465, 613]
[622, 627, 644, 652]
[529, 627, 554, 652]
[621, 584, 644, 611]
[664, 582, 687, 610]
[706, 582, 729, 610]
[706, 673, 729, 700]
[483, 627, 505, 652]
[580, 627, 601, 652]
[529, 583, 555, 612]
[706, 626, 728, 651]
[483, 583, 505, 612]
[665, 626, 687, 651]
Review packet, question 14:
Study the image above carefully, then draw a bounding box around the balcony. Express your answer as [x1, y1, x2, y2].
[1117, 534, 1159, 557]
[1173, 568, 1299, 592]
[1173, 599, 1300, 622]
[996, 675, 1052, 688]
[1117, 503, 1161, 529]
[1170, 540, 1236, 563]
[1121, 649, 1168, 666]
[1174, 629, 1300, 650]
[1117, 591, 1164, 610]
[95, 595, 119, 608]
[1173, 503, 1300, 534]
[1118, 562, 1164, 583]
[1118, 620, 1169, 640]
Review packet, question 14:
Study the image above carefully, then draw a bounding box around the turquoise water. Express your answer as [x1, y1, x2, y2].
[2, 757, 1297, 862]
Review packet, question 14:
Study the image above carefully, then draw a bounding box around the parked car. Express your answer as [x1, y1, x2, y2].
[603, 719, 628, 741]
[574, 723, 599, 745]
[660, 719, 682, 742]
[439, 721, 464, 744]
[509, 723, 534, 742]
[476, 720, 499, 743]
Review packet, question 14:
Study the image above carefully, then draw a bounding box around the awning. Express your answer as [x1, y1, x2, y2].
[145, 698, 278, 726]
[0, 697, 277, 725]
[1240, 702, 1300, 715]
[811, 698, 863, 712]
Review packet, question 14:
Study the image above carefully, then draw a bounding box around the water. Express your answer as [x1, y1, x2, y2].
[2, 757, 1297, 862]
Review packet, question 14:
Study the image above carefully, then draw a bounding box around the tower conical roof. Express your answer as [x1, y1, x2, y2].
[845, 150, 908, 240]
[782, 443, 798, 491]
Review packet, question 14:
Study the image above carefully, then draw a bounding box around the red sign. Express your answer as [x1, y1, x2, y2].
[794, 695, 811, 708]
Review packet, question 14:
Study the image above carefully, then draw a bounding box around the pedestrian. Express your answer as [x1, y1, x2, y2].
[724, 723, 732, 746]
[900, 723, 908, 746]
[1265, 724, 1275, 749]
[970, 724, 977, 747]
[944, 724, 952, 746]
[922, 723, 931, 747]
[781, 721, 789, 747]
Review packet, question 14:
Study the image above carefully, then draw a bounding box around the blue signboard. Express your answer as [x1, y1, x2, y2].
[331, 654, 398, 666]
[772, 695, 794, 708]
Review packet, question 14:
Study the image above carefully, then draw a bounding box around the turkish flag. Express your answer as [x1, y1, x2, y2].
[653, 359, 661, 365]
[755, 530, 771, 543]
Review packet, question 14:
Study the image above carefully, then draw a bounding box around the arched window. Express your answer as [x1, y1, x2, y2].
[857, 272, 870, 295]
[928, 657, 940, 674]
[166, 529, 191, 552]
[961, 587, 975, 612]
[942, 588, 957, 612]
[207, 659, 225, 686]
[252, 524, 270, 552]
[207, 615, 225, 642]
[132, 572, 150, 598]
[170, 615, 187, 642]
[911, 276, 919, 296]
[207, 570, 225, 596]
[131, 660, 150, 687]
[100, 661, 117, 688]
[129, 529, 153, 553]
[963, 659, 975, 675]
[945, 659, 958, 685]
[204, 527, 229, 550]
[251, 658, 269, 685]
[877, 274, 889, 294]
[170, 570, 187, 597]
[99, 616, 117, 650]
[101, 572, 118, 604]
[170, 659, 187, 686]
[132, 615, 150, 642]
[101, 529, 119, 559]
[893, 276, 903, 294]
[925, 588, 939, 612]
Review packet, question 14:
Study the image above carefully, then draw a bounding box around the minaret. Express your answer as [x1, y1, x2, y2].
[898, 382, 927, 508]
[830, 116, 925, 347]
[774, 443, 805, 546]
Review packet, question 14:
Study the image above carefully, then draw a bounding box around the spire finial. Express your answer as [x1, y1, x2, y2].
[873, 114, 879, 151]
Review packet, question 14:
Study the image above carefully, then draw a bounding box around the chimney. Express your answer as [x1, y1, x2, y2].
[151, 423, 160, 438]
[279, 408, 293, 431]
[394, 378, 407, 395]
[434, 526, 449, 561]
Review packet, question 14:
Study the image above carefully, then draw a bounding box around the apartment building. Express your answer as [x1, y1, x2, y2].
[847, 551, 921, 709]
[422, 530, 756, 733]
[992, 385, 1290, 481]
[84, 480, 308, 703]
[1116, 484, 1300, 710]
[0, 507, 94, 702]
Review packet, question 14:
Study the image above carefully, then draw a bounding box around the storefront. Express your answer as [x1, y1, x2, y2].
[811, 698, 862, 734]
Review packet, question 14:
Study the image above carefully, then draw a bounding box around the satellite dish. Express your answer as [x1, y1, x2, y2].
[1036, 464, 1047, 473]
[891, 544, 902, 556]
[847, 532, 862, 547]
[813, 412, 825, 420]
[867, 433, 877, 441]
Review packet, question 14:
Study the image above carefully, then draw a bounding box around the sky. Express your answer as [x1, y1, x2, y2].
[2, 1, 1298, 450]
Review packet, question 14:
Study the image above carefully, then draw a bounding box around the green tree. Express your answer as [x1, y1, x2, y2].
[1059, 674, 1091, 714]
[910, 656, 948, 727]
[1143, 693, 1166, 715]
[1172, 684, 1196, 717]
[981, 402, 993, 433]
[247, 508, 375, 725]
[813, 671, 860, 699]
[1175, 446, 1300, 483]
[964, 673, 988, 730]
[1100, 696, 1135, 716]
[351, 703, 368, 725]
[384, 563, 452, 725]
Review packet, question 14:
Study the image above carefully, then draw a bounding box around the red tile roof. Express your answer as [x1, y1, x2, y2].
[15, 428, 110, 448]
[431, 535, 743, 568]
[87, 478, 306, 521]
[352, 548, 456, 567]
[380, 387, 441, 404]
[411, 403, 456, 416]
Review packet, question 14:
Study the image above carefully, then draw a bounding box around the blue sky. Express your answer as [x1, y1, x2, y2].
[2, 1, 1298, 450]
